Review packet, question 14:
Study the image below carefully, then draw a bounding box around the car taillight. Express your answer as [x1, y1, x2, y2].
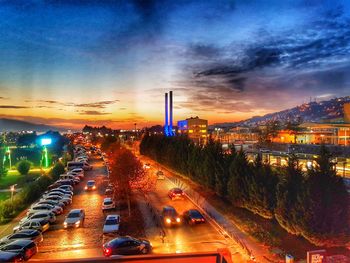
[104, 247, 111, 256]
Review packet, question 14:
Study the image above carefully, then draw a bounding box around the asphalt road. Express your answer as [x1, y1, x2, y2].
[31, 156, 108, 260]
[29, 153, 242, 261]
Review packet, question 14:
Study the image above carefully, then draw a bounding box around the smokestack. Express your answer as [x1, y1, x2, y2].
[169, 91, 173, 135]
[165, 93, 169, 135]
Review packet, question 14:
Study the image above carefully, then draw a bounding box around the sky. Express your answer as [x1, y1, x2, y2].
[0, 0, 349, 129]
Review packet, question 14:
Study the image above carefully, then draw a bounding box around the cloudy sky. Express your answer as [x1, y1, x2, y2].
[0, 0, 349, 129]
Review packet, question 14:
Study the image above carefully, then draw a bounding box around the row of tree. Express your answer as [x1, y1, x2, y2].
[139, 134, 349, 247]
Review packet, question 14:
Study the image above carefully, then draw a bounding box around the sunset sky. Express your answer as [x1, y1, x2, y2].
[0, 0, 350, 129]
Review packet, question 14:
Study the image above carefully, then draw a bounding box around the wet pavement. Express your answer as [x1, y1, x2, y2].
[31, 156, 109, 260]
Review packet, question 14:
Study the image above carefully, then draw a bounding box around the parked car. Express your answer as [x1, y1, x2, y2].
[13, 219, 50, 233]
[0, 240, 37, 261]
[143, 163, 151, 169]
[156, 170, 165, 180]
[102, 198, 115, 211]
[0, 251, 24, 262]
[102, 236, 151, 256]
[85, 180, 96, 191]
[161, 206, 181, 226]
[58, 185, 74, 192]
[0, 230, 43, 246]
[168, 188, 184, 200]
[103, 215, 120, 234]
[35, 200, 65, 210]
[20, 211, 56, 225]
[183, 209, 205, 225]
[27, 204, 63, 216]
[64, 209, 85, 229]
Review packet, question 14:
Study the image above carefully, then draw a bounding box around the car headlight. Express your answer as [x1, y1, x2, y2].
[165, 218, 171, 224]
[84, 186, 88, 190]
[75, 220, 80, 226]
[64, 222, 67, 227]
[176, 218, 181, 223]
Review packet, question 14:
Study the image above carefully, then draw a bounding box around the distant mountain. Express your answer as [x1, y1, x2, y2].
[212, 96, 350, 129]
[0, 118, 66, 132]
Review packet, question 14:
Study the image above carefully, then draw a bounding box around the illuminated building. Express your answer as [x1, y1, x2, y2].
[178, 116, 208, 144]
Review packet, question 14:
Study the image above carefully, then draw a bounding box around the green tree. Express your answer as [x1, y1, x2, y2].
[51, 162, 65, 180]
[16, 160, 31, 175]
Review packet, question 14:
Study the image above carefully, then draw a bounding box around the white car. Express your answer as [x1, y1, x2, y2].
[20, 211, 56, 224]
[64, 209, 85, 229]
[102, 198, 115, 211]
[103, 215, 120, 234]
[27, 204, 63, 216]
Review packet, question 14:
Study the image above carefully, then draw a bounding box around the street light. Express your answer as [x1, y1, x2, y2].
[10, 184, 17, 202]
[40, 138, 52, 168]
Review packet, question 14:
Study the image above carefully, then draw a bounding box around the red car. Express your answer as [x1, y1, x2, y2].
[168, 188, 184, 200]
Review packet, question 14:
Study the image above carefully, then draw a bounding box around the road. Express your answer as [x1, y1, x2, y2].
[28, 153, 244, 261]
[31, 156, 108, 260]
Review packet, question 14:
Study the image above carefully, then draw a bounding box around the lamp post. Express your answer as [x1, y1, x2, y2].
[10, 184, 16, 203]
[40, 138, 52, 168]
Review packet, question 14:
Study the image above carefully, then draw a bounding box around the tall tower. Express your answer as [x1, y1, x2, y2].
[164, 91, 174, 136]
[164, 92, 169, 135]
[169, 91, 173, 136]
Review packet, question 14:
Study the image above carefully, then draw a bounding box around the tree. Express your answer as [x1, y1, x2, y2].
[51, 162, 65, 180]
[109, 147, 156, 216]
[16, 133, 37, 147]
[0, 161, 7, 178]
[16, 160, 31, 175]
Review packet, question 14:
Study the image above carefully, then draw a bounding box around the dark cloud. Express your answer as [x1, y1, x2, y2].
[0, 105, 29, 109]
[79, 110, 111, 115]
[74, 100, 119, 108]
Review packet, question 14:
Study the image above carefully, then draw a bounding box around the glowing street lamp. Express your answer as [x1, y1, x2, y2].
[10, 184, 16, 202]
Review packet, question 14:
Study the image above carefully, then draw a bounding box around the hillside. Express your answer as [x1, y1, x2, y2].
[213, 96, 350, 128]
[0, 118, 65, 132]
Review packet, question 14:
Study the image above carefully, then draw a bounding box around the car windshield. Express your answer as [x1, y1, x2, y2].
[190, 210, 202, 218]
[105, 219, 118, 225]
[87, 182, 95, 186]
[104, 201, 113, 205]
[67, 212, 80, 218]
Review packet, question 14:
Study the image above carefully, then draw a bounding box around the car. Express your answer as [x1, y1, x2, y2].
[41, 195, 72, 205]
[73, 177, 80, 185]
[156, 170, 165, 180]
[161, 206, 181, 226]
[59, 185, 74, 192]
[58, 179, 74, 186]
[105, 188, 113, 196]
[71, 168, 84, 174]
[48, 189, 73, 197]
[102, 198, 115, 211]
[0, 230, 43, 246]
[13, 219, 50, 233]
[143, 163, 151, 169]
[35, 200, 65, 209]
[102, 236, 151, 256]
[0, 240, 38, 261]
[103, 215, 120, 234]
[183, 209, 205, 225]
[168, 188, 184, 200]
[64, 209, 85, 228]
[68, 171, 84, 179]
[20, 211, 56, 225]
[85, 180, 96, 191]
[27, 204, 63, 216]
[0, 251, 24, 262]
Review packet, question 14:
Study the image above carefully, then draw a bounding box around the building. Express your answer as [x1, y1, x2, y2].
[178, 116, 208, 144]
[344, 102, 350, 123]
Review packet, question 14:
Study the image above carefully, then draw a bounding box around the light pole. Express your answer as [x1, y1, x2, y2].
[10, 184, 16, 202]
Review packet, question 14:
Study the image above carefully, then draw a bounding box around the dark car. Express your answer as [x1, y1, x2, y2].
[0, 251, 23, 262]
[85, 180, 96, 191]
[0, 230, 43, 246]
[161, 206, 181, 226]
[168, 188, 184, 200]
[183, 209, 205, 225]
[103, 236, 151, 257]
[0, 240, 37, 261]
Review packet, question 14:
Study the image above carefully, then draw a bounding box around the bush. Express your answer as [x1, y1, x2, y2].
[16, 160, 31, 175]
